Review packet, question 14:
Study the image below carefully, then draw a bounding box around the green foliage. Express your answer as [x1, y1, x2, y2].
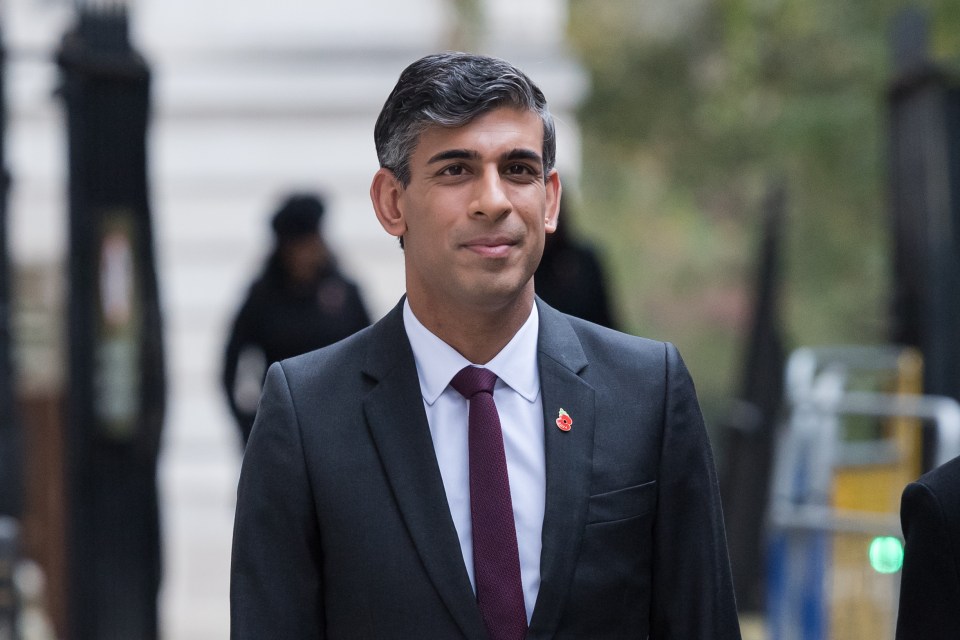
[566, 0, 960, 423]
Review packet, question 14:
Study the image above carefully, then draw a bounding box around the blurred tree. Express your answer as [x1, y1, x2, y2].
[567, 0, 960, 423]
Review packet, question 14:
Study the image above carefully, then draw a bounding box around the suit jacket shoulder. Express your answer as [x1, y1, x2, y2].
[533, 300, 741, 639]
[896, 455, 960, 640]
[235, 299, 488, 639]
[914, 454, 960, 511]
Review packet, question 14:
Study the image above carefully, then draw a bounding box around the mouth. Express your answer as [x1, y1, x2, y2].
[461, 235, 519, 258]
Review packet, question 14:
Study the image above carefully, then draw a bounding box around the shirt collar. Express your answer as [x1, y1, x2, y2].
[403, 299, 541, 406]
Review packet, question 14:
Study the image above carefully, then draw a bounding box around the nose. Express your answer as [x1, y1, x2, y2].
[470, 167, 512, 220]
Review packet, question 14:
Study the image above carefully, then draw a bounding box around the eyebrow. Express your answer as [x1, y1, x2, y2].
[426, 148, 544, 166]
[427, 149, 479, 164]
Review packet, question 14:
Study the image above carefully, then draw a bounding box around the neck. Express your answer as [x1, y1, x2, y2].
[407, 288, 535, 364]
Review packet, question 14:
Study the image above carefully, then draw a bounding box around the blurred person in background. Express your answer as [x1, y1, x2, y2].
[896, 454, 960, 639]
[222, 193, 371, 444]
[534, 199, 617, 330]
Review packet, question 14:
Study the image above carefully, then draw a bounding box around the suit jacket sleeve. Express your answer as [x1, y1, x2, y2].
[651, 343, 741, 638]
[230, 362, 324, 639]
[896, 479, 960, 640]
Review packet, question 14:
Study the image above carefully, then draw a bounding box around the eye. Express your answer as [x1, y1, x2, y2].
[438, 164, 466, 177]
[504, 163, 540, 179]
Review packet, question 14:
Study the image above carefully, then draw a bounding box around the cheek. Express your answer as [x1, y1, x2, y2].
[404, 194, 451, 235]
[528, 237, 546, 264]
[511, 191, 548, 224]
[404, 229, 446, 270]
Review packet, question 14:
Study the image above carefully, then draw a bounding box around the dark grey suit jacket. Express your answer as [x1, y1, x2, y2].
[230, 298, 741, 639]
[896, 454, 960, 640]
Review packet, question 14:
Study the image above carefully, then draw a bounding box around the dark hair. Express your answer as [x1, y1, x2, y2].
[374, 52, 556, 186]
[271, 193, 324, 240]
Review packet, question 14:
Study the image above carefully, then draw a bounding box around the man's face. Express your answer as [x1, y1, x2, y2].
[379, 107, 560, 316]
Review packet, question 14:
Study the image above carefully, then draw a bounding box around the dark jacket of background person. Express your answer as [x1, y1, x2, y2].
[222, 194, 371, 443]
[534, 204, 617, 330]
[896, 454, 960, 639]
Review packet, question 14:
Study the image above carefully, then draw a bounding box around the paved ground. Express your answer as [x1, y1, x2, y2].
[158, 389, 241, 640]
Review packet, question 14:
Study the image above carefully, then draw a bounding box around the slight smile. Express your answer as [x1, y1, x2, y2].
[461, 236, 519, 258]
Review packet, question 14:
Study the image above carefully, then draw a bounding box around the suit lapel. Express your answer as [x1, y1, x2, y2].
[361, 301, 487, 640]
[529, 300, 596, 636]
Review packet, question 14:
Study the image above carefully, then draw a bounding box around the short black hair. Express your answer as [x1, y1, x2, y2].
[374, 51, 556, 187]
[271, 193, 324, 239]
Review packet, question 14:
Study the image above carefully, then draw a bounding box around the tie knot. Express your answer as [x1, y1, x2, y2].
[450, 366, 498, 399]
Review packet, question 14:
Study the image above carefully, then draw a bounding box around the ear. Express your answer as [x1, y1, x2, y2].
[543, 169, 562, 234]
[370, 168, 407, 239]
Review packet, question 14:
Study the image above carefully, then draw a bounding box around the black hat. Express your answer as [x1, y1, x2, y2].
[271, 194, 325, 239]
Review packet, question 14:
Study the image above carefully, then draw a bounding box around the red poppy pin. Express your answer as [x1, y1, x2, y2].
[556, 408, 573, 432]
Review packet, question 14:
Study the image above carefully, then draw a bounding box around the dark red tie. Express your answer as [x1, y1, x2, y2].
[450, 366, 527, 640]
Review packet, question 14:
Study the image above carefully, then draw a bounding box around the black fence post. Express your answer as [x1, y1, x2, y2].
[719, 180, 787, 614]
[0, 17, 24, 639]
[0, 7, 23, 524]
[888, 8, 960, 468]
[56, 6, 166, 638]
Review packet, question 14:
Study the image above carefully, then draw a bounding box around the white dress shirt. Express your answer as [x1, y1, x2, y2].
[403, 300, 545, 622]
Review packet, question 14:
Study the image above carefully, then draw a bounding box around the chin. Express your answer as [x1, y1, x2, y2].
[462, 278, 533, 309]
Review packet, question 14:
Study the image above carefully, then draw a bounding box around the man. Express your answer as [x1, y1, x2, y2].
[231, 52, 741, 639]
[222, 193, 371, 443]
[896, 454, 960, 639]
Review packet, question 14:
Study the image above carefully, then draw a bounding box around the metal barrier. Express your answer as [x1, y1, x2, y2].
[767, 346, 960, 640]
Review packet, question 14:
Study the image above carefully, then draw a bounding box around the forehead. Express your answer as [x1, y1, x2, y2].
[412, 107, 545, 160]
